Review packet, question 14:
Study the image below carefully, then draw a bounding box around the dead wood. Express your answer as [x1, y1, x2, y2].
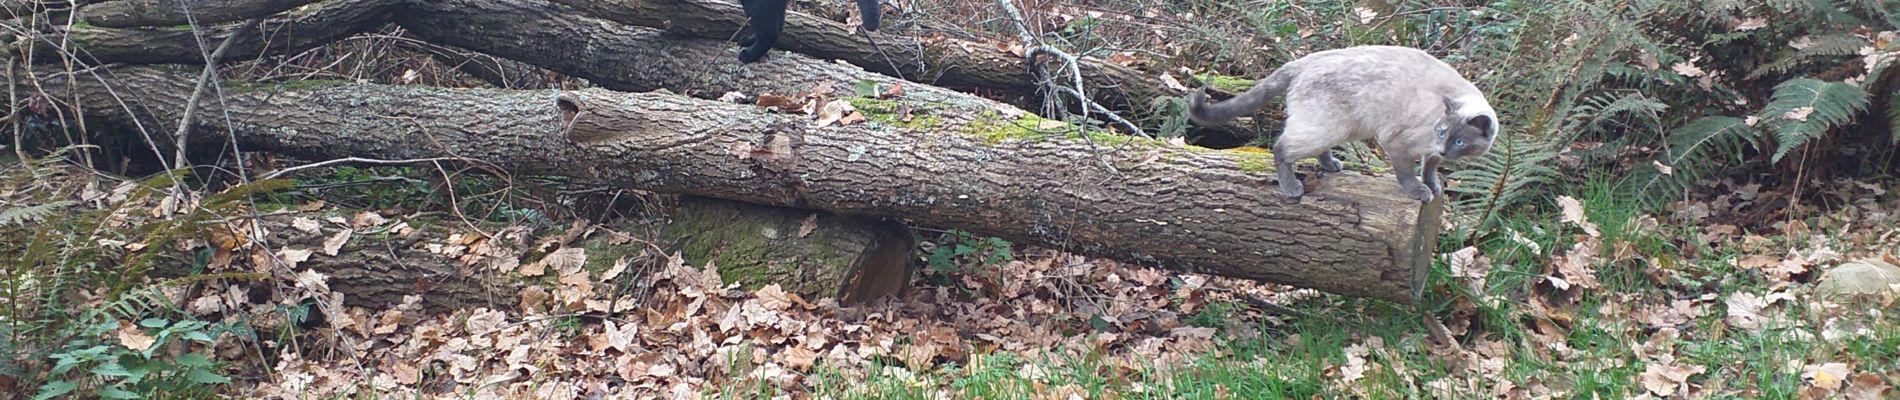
[46, 66, 1438, 303]
[15, 0, 391, 65]
[82, 0, 321, 28]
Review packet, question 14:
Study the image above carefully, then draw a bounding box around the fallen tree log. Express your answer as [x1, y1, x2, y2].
[48, 66, 1438, 303]
[81, 0, 321, 28]
[394, 0, 1015, 111]
[241, 196, 912, 313]
[543, 0, 1257, 145]
[15, 0, 390, 65]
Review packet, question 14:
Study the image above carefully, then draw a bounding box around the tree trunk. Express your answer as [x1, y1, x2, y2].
[82, 0, 322, 28]
[45, 66, 1438, 303]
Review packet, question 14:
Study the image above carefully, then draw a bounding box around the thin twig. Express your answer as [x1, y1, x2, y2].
[1048, 85, 1148, 138]
[171, 18, 265, 170]
[259, 156, 471, 180]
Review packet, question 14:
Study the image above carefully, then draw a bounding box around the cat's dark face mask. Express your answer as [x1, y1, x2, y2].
[1438, 114, 1495, 162]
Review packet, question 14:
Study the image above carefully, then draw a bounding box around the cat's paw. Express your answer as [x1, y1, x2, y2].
[1318, 155, 1343, 172]
[1405, 183, 1435, 202]
[1279, 178, 1306, 199]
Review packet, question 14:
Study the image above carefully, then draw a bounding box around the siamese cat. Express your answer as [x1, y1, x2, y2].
[739, 0, 882, 63]
[1188, 45, 1498, 203]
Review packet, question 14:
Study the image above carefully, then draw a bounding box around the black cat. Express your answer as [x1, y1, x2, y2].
[737, 0, 881, 63]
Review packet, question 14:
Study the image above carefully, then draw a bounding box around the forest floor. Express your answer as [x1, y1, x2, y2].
[6, 154, 1898, 399]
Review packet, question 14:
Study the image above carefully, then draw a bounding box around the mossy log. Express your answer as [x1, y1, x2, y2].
[538, 0, 1259, 146]
[231, 196, 911, 314]
[47, 66, 1439, 304]
[662, 198, 916, 303]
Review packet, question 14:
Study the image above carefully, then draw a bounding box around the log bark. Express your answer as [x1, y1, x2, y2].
[82, 0, 321, 28]
[48, 66, 1438, 303]
[243, 196, 913, 313]
[393, 0, 1032, 114]
[17, 0, 391, 65]
[542, 0, 1257, 145]
[662, 197, 917, 303]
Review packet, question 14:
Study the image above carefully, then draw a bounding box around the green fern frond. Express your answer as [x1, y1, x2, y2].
[1759, 78, 1871, 162]
[1569, 92, 1668, 136]
[1, 201, 75, 226]
[1632, 116, 1758, 202]
[1748, 34, 1871, 79]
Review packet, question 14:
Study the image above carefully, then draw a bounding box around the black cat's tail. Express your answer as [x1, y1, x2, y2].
[857, 0, 881, 31]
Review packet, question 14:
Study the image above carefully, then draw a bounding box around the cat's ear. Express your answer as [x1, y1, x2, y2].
[1467, 114, 1495, 138]
[1442, 95, 1463, 116]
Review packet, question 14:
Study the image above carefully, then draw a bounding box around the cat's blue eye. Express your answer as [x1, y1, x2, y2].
[1453, 138, 1465, 146]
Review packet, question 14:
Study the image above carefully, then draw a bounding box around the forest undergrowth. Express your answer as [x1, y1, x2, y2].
[3, 0, 1899, 398]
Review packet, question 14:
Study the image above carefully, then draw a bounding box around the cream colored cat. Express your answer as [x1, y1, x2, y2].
[1188, 45, 1498, 202]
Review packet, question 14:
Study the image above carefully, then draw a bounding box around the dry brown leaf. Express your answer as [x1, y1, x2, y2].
[1804, 362, 1853, 391]
[294, 269, 330, 293]
[603, 320, 638, 353]
[351, 211, 387, 228]
[797, 214, 819, 238]
[1844, 372, 1892, 400]
[1672, 62, 1705, 78]
[277, 248, 314, 269]
[601, 256, 629, 282]
[116, 322, 155, 352]
[756, 284, 793, 311]
[1557, 196, 1600, 237]
[756, 94, 798, 111]
[780, 347, 819, 370]
[1640, 362, 1705, 397]
[1737, 255, 1779, 269]
[1734, 17, 1767, 31]
[1448, 246, 1488, 280]
[815, 99, 855, 127]
[321, 229, 352, 256]
[1725, 292, 1769, 331]
[291, 217, 322, 233]
[518, 257, 547, 277]
[466, 308, 507, 335]
[542, 248, 587, 275]
[1555, 241, 1603, 290]
[1783, 106, 1815, 122]
[1159, 73, 1189, 92]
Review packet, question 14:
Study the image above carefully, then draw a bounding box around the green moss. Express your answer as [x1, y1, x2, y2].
[962, 111, 1082, 143]
[847, 98, 944, 130]
[1233, 150, 1275, 174]
[1195, 73, 1256, 92]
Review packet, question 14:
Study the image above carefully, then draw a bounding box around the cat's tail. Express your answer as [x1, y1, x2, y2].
[858, 0, 882, 31]
[1186, 68, 1293, 125]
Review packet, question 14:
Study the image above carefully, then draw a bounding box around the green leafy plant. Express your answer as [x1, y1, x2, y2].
[36, 317, 231, 400]
[922, 229, 1015, 274]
